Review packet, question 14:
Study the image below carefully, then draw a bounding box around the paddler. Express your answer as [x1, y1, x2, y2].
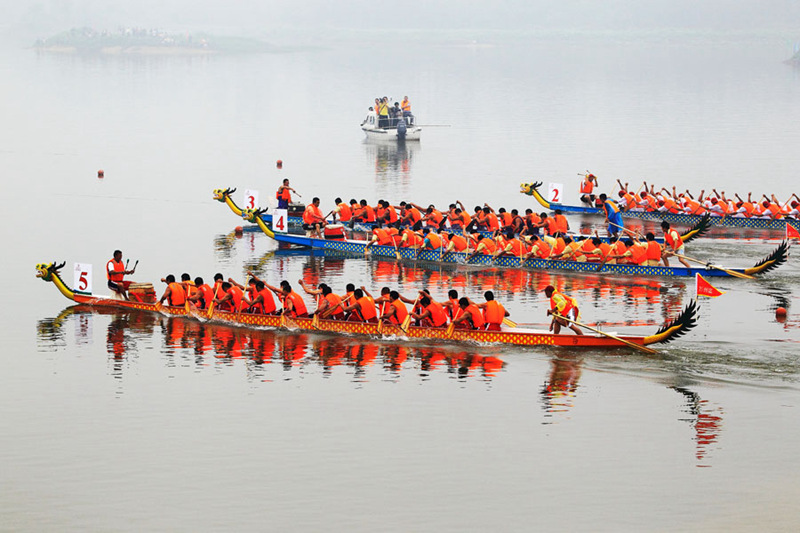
[180, 273, 196, 302]
[327, 197, 353, 224]
[378, 290, 409, 325]
[467, 233, 497, 260]
[599, 193, 624, 237]
[213, 278, 246, 312]
[244, 278, 277, 315]
[158, 274, 187, 307]
[543, 285, 583, 335]
[276, 178, 297, 210]
[341, 288, 378, 323]
[660, 221, 691, 268]
[493, 229, 527, 259]
[450, 297, 486, 330]
[411, 294, 449, 328]
[579, 173, 598, 205]
[443, 232, 469, 254]
[302, 197, 327, 238]
[473, 291, 509, 331]
[106, 249, 136, 300]
[189, 276, 214, 310]
[422, 228, 445, 251]
[270, 280, 309, 318]
[522, 234, 551, 261]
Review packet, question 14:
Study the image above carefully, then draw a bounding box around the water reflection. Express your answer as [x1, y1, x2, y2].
[670, 386, 724, 467]
[37, 305, 506, 384]
[540, 354, 583, 422]
[364, 138, 417, 184]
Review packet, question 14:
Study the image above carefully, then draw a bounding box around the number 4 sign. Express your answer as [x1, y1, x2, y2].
[243, 189, 259, 210]
[548, 183, 563, 204]
[273, 209, 288, 233]
[74, 263, 92, 294]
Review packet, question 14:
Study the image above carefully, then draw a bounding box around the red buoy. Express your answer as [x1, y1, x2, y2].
[276, 159, 283, 169]
[234, 226, 244, 237]
[97, 169, 104, 178]
[776, 307, 787, 319]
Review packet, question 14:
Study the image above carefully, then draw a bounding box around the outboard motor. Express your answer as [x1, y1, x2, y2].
[397, 118, 407, 140]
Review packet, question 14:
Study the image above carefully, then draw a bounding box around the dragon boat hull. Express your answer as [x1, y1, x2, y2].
[35, 263, 698, 350]
[520, 182, 800, 231]
[243, 224, 788, 279]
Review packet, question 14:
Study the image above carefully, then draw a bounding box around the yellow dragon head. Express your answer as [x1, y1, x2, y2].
[35, 261, 64, 281]
[519, 181, 543, 196]
[241, 207, 264, 223]
[212, 187, 236, 202]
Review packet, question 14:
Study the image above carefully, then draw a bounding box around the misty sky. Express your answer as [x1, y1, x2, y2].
[4, 0, 800, 39]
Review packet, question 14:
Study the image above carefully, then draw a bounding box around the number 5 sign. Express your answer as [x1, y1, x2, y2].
[74, 263, 92, 294]
[243, 189, 259, 210]
[273, 208, 288, 233]
[548, 183, 563, 204]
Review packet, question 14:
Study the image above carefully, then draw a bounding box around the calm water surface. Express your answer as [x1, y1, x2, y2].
[2, 31, 800, 531]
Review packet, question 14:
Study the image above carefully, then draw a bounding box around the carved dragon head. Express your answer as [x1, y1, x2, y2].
[35, 261, 65, 281]
[212, 187, 236, 202]
[241, 207, 266, 223]
[519, 181, 543, 196]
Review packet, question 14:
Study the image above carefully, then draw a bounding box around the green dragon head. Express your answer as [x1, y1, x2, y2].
[519, 181, 542, 196]
[241, 207, 263, 223]
[36, 261, 64, 281]
[213, 187, 236, 202]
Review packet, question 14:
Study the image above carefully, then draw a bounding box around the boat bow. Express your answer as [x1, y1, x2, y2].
[36, 261, 77, 301]
[643, 300, 698, 345]
[743, 240, 791, 276]
[213, 187, 244, 217]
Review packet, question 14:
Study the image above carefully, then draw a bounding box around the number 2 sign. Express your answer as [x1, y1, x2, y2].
[548, 183, 564, 204]
[273, 208, 288, 233]
[243, 189, 259, 210]
[74, 262, 92, 294]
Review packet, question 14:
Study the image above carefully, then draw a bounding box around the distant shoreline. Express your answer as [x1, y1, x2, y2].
[34, 45, 218, 56]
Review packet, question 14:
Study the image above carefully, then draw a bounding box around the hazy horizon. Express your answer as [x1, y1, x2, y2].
[3, 1, 800, 44]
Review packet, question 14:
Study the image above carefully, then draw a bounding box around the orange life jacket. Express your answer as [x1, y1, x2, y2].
[357, 296, 377, 321]
[483, 300, 505, 325]
[449, 235, 468, 252]
[303, 204, 323, 224]
[425, 301, 448, 327]
[390, 299, 408, 325]
[373, 228, 393, 246]
[197, 284, 214, 309]
[646, 241, 662, 262]
[106, 259, 125, 282]
[553, 214, 569, 233]
[337, 203, 352, 222]
[426, 233, 443, 249]
[664, 229, 683, 251]
[630, 244, 648, 265]
[168, 282, 186, 306]
[486, 213, 500, 231]
[283, 291, 308, 316]
[276, 187, 291, 202]
[580, 179, 594, 194]
[258, 288, 277, 314]
[324, 293, 344, 317]
[531, 239, 551, 259]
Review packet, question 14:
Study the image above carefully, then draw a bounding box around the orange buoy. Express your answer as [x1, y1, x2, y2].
[97, 169, 104, 178]
[234, 226, 244, 236]
[276, 159, 283, 169]
[776, 307, 787, 319]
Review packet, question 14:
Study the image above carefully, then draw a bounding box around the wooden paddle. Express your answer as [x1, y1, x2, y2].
[503, 317, 517, 328]
[400, 296, 420, 333]
[445, 322, 456, 338]
[674, 254, 754, 279]
[552, 312, 657, 354]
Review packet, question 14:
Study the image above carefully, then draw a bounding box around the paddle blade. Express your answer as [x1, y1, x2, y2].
[445, 322, 455, 338]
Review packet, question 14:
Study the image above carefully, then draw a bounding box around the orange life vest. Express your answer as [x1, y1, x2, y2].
[303, 204, 323, 224]
[580, 179, 594, 194]
[168, 282, 186, 306]
[646, 241, 662, 262]
[486, 213, 500, 231]
[276, 187, 291, 203]
[283, 291, 308, 316]
[106, 259, 125, 282]
[664, 229, 683, 251]
[337, 203, 352, 222]
[483, 300, 505, 326]
[449, 235, 468, 252]
[390, 299, 408, 325]
[553, 214, 569, 233]
[424, 301, 448, 327]
[357, 296, 377, 321]
[324, 293, 344, 318]
[258, 288, 277, 314]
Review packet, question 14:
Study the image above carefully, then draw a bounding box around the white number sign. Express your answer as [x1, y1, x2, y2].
[273, 208, 288, 233]
[74, 262, 92, 294]
[244, 189, 259, 210]
[548, 183, 564, 204]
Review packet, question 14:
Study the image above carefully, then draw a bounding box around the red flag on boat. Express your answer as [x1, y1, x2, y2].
[696, 273, 724, 298]
[786, 223, 800, 240]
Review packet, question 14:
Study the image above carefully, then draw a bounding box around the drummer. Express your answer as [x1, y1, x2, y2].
[106, 250, 136, 300]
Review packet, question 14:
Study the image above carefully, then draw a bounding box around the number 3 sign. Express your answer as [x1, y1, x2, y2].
[243, 189, 259, 210]
[273, 209, 288, 233]
[548, 183, 563, 204]
[74, 263, 92, 294]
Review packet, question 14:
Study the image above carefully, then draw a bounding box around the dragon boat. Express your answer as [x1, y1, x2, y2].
[223, 199, 789, 279]
[213, 188, 709, 246]
[520, 181, 800, 232]
[36, 262, 698, 350]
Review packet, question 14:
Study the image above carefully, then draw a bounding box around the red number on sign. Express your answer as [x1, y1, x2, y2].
[552, 189, 560, 202]
[78, 272, 88, 290]
[247, 195, 255, 209]
[275, 215, 285, 231]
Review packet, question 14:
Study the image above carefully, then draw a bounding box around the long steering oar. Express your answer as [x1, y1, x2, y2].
[674, 254, 754, 279]
[553, 313, 657, 354]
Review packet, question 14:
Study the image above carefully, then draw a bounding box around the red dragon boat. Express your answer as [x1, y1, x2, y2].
[36, 261, 698, 350]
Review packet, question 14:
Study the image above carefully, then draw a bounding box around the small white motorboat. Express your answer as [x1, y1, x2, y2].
[361, 109, 422, 141]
